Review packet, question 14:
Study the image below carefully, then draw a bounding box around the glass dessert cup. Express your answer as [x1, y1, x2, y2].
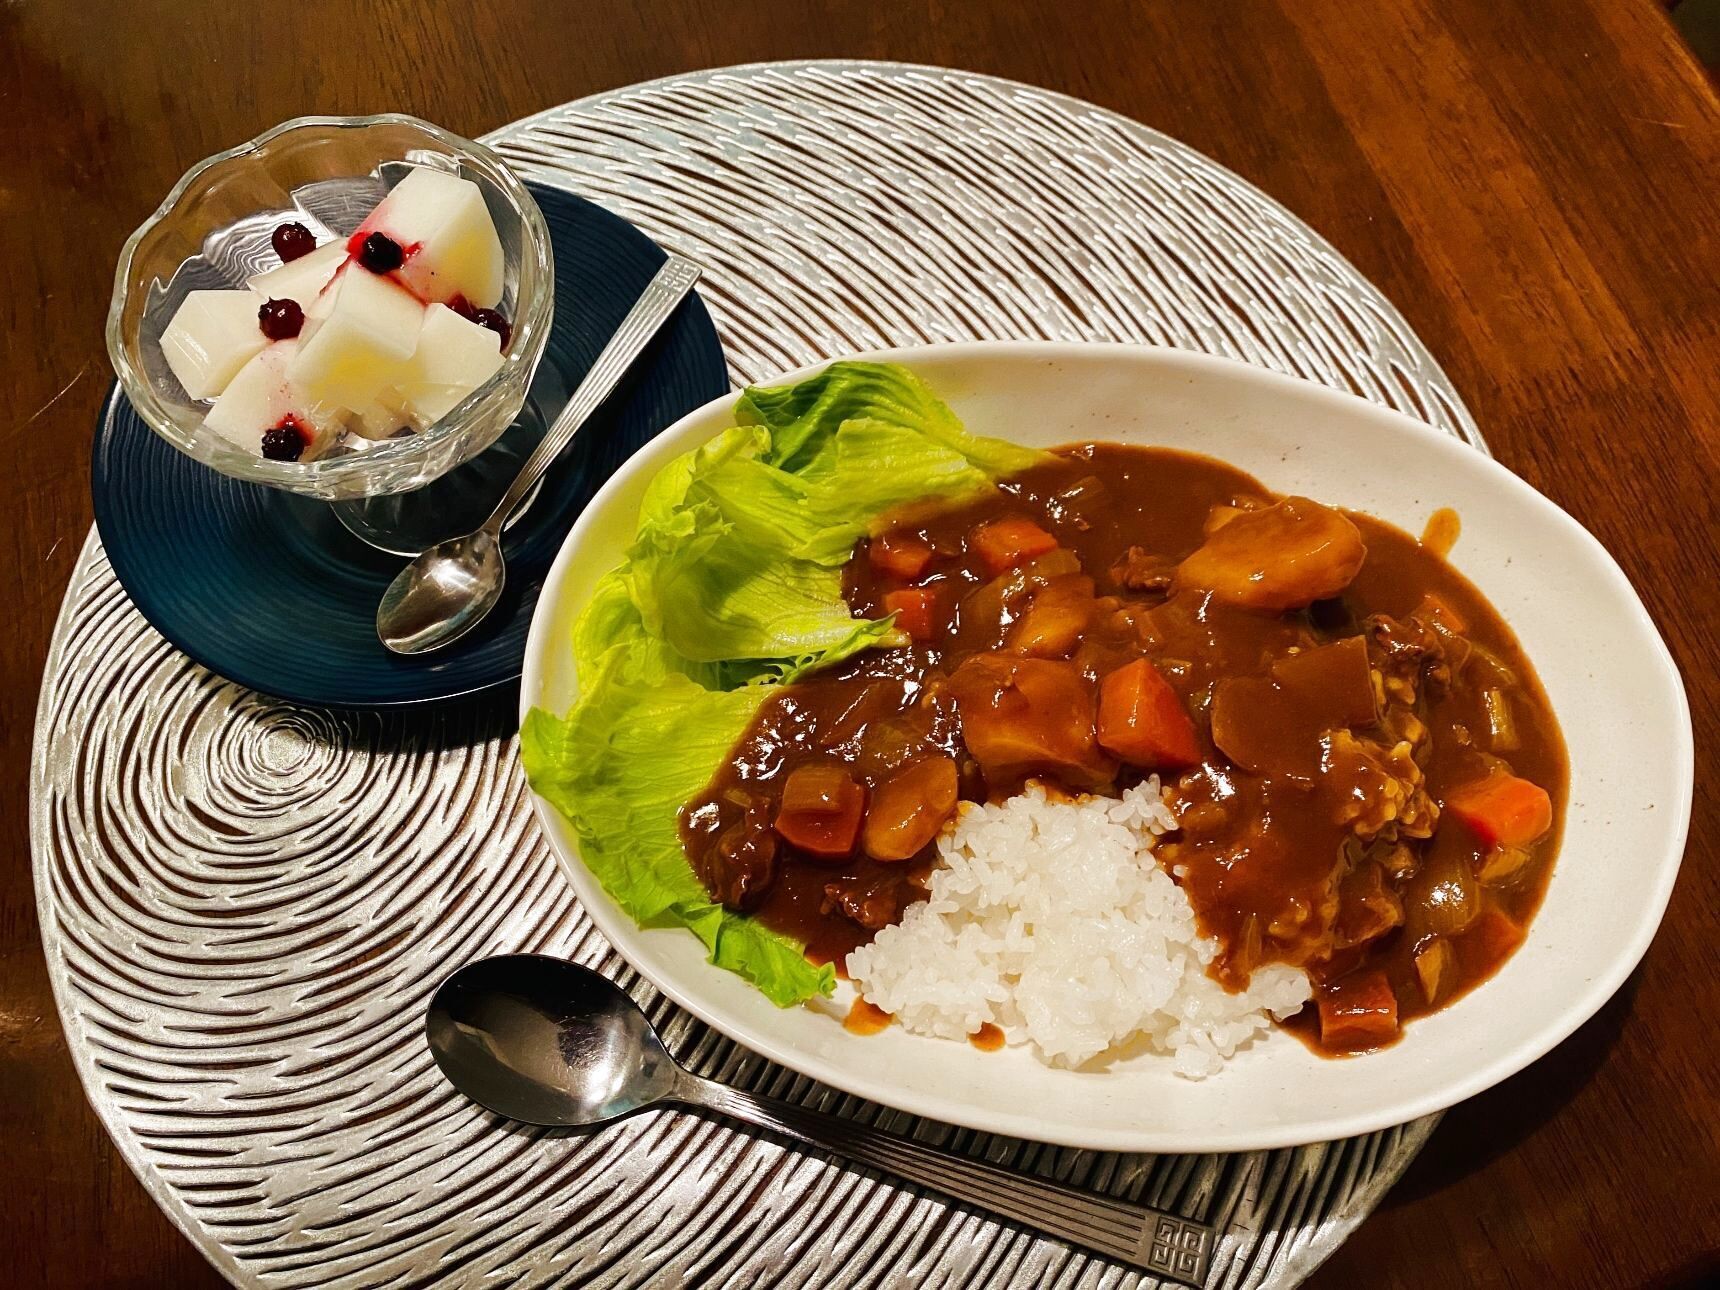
[107, 114, 554, 550]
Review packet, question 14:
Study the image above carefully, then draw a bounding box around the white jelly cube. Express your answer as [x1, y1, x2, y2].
[160, 290, 267, 399]
[285, 267, 424, 410]
[204, 341, 345, 457]
[348, 391, 418, 441]
[398, 304, 504, 425]
[298, 263, 346, 343]
[356, 167, 505, 307]
[246, 239, 346, 310]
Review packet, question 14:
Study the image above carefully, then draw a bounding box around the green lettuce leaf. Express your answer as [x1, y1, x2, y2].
[625, 383, 1044, 666]
[738, 360, 1044, 478]
[520, 677, 832, 1007]
[521, 361, 1047, 1006]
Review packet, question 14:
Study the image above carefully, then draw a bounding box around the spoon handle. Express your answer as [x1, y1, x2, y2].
[680, 1076, 1215, 1286]
[483, 255, 703, 532]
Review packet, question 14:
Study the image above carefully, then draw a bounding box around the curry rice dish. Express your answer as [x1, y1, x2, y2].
[681, 443, 1567, 1067]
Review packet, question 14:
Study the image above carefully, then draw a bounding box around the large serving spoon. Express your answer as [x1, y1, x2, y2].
[426, 954, 1217, 1287]
[377, 256, 703, 654]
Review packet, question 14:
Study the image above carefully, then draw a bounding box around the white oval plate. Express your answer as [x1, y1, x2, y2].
[520, 342, 1692, 1153]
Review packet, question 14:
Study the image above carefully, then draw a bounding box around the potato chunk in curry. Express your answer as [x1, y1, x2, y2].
[1175, 496, 1366, 610]
[946, 654, 1116, 789]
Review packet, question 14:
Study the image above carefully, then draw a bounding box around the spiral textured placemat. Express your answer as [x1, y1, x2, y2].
[34, 62, 1473, 1289]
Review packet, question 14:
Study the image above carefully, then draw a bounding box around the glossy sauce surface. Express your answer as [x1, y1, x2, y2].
[681, 445, 1567, 1052]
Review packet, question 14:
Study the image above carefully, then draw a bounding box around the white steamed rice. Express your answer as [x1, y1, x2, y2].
[844, 780, 1311, 1078]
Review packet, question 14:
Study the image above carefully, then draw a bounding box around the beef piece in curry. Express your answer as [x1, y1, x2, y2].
[680, 444, 1567, 1055]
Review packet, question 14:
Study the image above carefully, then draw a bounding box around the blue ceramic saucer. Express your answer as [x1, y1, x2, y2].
[92, 182, 728, 708]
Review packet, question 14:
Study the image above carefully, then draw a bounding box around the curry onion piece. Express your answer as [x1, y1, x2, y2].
[1482, 687, 1520, 751]
[1467, 641, 1520, 689]
[1476, 845, 1533, 885]
[1414, 937, 1455, 1003]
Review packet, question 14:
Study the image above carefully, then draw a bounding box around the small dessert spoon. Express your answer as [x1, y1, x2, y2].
[378, 256, 701, 654]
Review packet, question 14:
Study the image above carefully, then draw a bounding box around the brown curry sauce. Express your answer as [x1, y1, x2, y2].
[680, 445, 1568, 1055]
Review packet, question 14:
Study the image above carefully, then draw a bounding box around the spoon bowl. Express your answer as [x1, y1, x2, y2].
[426, 954, 679, 1127]
[377, 530, 506, 655]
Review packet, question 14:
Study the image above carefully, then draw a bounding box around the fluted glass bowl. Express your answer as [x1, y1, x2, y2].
[106, 114, 553, 500]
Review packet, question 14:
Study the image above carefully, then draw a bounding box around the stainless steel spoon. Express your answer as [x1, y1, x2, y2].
[425, 954, 1217, 1286]
[377, 256, 703, 654]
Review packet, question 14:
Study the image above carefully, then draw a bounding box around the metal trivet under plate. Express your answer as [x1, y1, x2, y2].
[35, 60, 1472, 1289]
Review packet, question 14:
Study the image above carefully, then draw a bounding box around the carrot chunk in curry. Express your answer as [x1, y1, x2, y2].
[869, 530, 935, 580]
[1465, 907, 1526, 968]
[775, 764, 867, 859]
[1317, 970, 1400, 1050]
[1097, 658, 1201, 771]
[970, 517, 1059, 575]
[882, 587, 940, 641]
[1445, 773, 1553, 848]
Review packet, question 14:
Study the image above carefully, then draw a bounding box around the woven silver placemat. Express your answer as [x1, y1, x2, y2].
[33, 62, 1470, 1288]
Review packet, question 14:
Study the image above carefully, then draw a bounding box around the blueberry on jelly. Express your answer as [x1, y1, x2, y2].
[470, 308, 512, 348]
[272, 222, 316, 263]
[358, 232, 404, 274]
[260, 417, 307, 462]
[257, 297, 305, 341]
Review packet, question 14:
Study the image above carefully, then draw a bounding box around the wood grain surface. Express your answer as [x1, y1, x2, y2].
[2, 2, 1715, 1286]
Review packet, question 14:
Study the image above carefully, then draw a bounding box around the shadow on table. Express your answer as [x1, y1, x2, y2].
[395, 683, 525, 752]
[1381, 968, 1640, 1206]
[1645, 1248, 1720, 1290]
[289, 681, 526, 756]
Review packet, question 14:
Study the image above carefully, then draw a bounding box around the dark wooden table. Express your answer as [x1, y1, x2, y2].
[4, 2, 1716, 1286]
